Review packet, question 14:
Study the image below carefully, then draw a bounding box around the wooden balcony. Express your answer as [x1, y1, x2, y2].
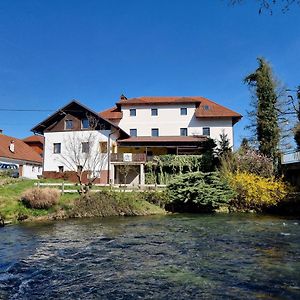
[111, 153, 147, 163]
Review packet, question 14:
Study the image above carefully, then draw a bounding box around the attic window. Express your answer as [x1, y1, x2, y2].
[65, 120, 73, 130]
[203, 105, 210, 111]
[81, 118, 89, 129]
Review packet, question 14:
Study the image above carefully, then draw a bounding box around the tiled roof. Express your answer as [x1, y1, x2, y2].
[118, 135, 208, 143]
[0, 134, 42, 164]
[99, 107, 123, 120]
[100, 96, 242, 122]
[23, 135, 44, 144]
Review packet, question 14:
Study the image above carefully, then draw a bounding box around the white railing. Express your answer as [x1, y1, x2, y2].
[34, 182, 166, 194]
[282, 151, 300, 164]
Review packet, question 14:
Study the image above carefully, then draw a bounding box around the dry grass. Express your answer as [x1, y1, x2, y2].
[20, 188, 60, 209]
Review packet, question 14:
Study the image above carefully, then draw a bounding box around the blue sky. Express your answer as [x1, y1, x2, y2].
[0, 0, 299, 147]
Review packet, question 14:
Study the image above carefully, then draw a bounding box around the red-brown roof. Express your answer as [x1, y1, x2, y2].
[23, 135, 44, 144]
[118, 135, 208, 143]
[100, 96, 242, 123]
[0, 134, 42, 164]
[99, 107, 123, 120]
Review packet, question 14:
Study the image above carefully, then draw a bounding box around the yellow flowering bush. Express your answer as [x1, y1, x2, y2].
[227, 171, 290, 211]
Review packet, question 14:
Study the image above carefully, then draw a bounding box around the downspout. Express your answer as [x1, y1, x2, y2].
[107, 128, 119, 184]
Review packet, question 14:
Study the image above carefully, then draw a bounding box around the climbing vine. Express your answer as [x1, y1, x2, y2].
[145, 155, 215, 184]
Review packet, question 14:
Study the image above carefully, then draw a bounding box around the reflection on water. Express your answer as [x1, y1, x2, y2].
[0, 214, 299, 299]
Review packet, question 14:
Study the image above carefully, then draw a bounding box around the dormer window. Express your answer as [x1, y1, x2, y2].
[130, 109, 136, 117]
[65, 120, 73, 130]
[81, 118, 89, 129]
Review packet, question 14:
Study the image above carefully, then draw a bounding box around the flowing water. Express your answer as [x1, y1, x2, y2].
[0, 214, 299, 299]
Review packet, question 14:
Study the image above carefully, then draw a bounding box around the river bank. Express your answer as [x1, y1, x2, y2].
[0, 179, 167, 225]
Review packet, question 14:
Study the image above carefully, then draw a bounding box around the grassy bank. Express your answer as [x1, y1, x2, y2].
[0, 179, 166, 224]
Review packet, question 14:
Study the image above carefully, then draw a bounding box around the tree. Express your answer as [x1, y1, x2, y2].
[55, 115, 108, 193]
[216, 131, 232, 157]
[244, 57, 280, 161]
[229, 0, 300, 14]
[293, 86, 300, 149]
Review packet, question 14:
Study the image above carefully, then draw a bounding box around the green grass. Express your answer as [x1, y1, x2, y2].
[0, 178, 166, 223]
[0, 178, 78, 222]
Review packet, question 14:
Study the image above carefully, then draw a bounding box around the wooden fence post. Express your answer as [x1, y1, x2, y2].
[61, 182, 65, 195]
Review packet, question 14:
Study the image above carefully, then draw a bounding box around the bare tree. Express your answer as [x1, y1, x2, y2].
[54, 115, 108, 193]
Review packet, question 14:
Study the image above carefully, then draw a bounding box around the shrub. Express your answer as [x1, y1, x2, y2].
[167, 172, 235, 212]
[227, 171, 290, 211]
[20, 188, 60, 209]
[70, 190, 165, 218]
[220, 149, 274, 178]
[142, 190, 170, 208]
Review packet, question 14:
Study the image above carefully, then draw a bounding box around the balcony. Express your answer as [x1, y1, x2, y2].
[282, 151, 300, 165]
[110, 153, 146, 163]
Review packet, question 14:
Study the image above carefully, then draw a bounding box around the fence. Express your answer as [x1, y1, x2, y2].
[34, 182, 166, 194]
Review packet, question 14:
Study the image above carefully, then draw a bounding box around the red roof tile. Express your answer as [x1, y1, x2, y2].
[23, 135, 44, 144]
[118, 135, 208, 143]
[99, 107, 123, 120]
[0, 134, 42, 164]
[100, 96, 242, 122]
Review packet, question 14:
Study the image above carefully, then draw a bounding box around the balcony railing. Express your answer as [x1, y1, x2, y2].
[282, 151, 300, 165]
[111, 153, 146, 163]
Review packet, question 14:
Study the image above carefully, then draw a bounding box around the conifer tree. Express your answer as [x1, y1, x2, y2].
[244, 58, 280, 161]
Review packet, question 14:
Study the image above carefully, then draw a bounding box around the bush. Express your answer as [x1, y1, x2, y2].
[20, 188, 60, 209]
[220, 150, 274, 178]
[167, 172, 235, 212]
[227, 171, 290, 211]
[142, 191, 170, 208]
[70, 190, 165, 218]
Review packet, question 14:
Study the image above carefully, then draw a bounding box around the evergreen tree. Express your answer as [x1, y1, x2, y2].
[244, 58, 280, 161]
[294, 86, 300, 149]
[217, 131, 232, 157]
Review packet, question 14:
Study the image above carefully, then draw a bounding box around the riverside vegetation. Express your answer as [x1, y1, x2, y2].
[0, 145, 298, 226]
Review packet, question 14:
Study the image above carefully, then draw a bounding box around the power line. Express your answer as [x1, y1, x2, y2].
[0, 109, 54, 112]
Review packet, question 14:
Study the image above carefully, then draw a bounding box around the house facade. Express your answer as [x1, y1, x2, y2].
[0, 133, 43, 179]
[32, 96, 242, 185]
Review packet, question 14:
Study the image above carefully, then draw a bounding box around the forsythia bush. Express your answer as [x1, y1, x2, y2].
[227, 171, 290, 211]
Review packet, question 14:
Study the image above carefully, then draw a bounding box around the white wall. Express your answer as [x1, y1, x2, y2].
[44, 130, 116, 172]
[118, 104, 234, 147]
[22, 164, 42, 179]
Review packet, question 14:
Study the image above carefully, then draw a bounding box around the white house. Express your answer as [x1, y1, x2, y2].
[0, 133, 43, 179]
[32, 96, 242, 184]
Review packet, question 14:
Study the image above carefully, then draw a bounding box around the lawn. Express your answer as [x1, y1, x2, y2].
[0, 178, 78, 222]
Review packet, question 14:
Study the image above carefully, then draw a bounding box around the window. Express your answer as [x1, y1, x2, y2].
[53, 143, 61, 153]
[130, 109, 136, 116]
[77, 165, 83, 172]
[58, 166, 64, 172]
[203, 127, 210, 136]
[82, 142, 90, 153]
[65, 120, 73, 130]
[151, 128, 159, 137]
[180, 108, 187, 115]
[130, 129, 137, 137]
[81, 118, 89, 129]
[180, 128, 188, 136]
[151, 108, 158, 116]
[99, 141, 108, 153]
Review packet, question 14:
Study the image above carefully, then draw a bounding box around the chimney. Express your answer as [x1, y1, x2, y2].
[120, 94, 127, 101]
[9, 140, 15, 153]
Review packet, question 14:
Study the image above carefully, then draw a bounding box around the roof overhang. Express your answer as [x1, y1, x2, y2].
[117, 135, 209, 147]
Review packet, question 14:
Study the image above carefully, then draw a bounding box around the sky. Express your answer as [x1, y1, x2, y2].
[0, 0, 299, 147]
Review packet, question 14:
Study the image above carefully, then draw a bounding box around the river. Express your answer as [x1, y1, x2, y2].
[0, 214, 299, 299]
